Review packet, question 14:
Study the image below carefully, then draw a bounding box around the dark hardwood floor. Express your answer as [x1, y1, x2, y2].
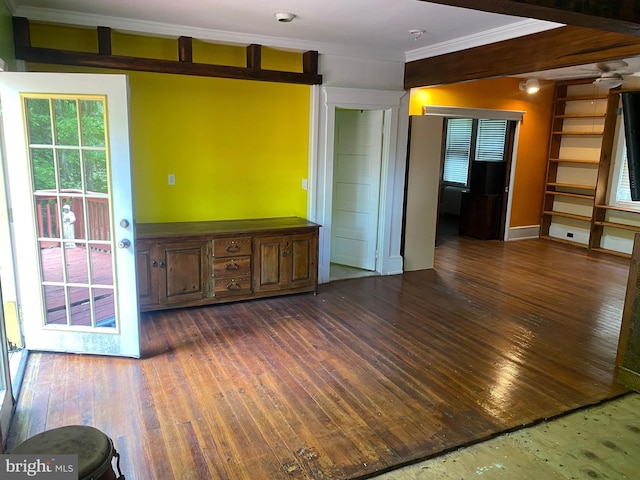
[6, 234, 631, 479]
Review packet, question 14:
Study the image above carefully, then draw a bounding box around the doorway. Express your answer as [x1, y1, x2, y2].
[330, 108, 384, 281]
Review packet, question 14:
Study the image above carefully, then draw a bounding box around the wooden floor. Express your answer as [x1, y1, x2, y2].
[6, 235, 632, 479]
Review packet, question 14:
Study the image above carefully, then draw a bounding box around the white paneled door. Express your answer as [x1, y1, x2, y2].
[0, 73, 139, 357]
[331, 109, 383, 271]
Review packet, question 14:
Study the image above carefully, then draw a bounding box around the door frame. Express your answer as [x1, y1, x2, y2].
[423, 105, 525, 241]
[308, 86, 408, 283]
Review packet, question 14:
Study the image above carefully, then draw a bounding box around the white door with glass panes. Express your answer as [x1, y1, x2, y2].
[0, 73, 139, 357]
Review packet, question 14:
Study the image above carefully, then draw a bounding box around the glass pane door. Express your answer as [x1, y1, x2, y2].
[0, 73, 139, 357]
[27, 96, 115, 329]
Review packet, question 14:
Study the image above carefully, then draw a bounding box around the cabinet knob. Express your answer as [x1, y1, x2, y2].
[152, 260, 158, 267]
[119, 219, 130, 228]
[159, 261, 166, 268]
[118, 238, 131, 249]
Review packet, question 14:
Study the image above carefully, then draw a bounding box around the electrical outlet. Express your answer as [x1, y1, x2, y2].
[301, 178, 308, 190]
[168, 174, 176, 186]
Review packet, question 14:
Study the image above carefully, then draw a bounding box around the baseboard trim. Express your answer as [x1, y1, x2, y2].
[507, 225, 540, 241]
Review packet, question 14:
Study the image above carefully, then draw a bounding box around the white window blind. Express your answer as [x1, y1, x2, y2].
[443, 118, 509, 186]
[443, 118, 472, 184]
[475, 119, 508, 162]
[616, 144, 637, 204]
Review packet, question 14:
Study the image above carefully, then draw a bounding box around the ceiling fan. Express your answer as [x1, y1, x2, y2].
[587, 60, 640, 89]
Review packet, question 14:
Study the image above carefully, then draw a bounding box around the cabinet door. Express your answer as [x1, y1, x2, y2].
[253, 235, 285, 292]
[136, 241, 159, 308]
[253, 232, 318, 293]
[289, 233, 317, 289]
[160, 241, 209, 304]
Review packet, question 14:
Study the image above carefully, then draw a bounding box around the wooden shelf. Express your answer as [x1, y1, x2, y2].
[557, 95, 608, 102]
[551, 131, 604, 136]
[594, 221, 640, 233]
[547, 182, 596, 190]
[548, 158, 599, 164]
[590, 247, 632, 259]
[545, 191, 595, 200]
[540, 235, 589, 249]
[543, 210, 592, 222]
[554, 113, 607, 119]
[594, 204, 640, 214]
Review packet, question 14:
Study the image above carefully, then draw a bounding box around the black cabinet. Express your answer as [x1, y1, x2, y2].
[459, 192, 502, 240]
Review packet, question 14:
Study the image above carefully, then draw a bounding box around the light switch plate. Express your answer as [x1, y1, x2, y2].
[168, 174, 176, 185]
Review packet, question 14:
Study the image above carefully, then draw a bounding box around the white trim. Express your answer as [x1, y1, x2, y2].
[507, 225, 541, 241]
[424, 105, 525, 122]
[405, 19, 562, 62]
[502, 121, 521, 240]
[14, 6, 405, 61]
[310, 87, 407, 283]
[15, 6, 562, 63]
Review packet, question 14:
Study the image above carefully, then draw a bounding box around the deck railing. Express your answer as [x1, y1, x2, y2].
[35, 190, 111, 250]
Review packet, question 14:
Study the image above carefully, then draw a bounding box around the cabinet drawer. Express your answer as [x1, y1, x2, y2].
[213, 276, 252, 296]
[213, 237, 252, 257]
[213, 257, 251, 278]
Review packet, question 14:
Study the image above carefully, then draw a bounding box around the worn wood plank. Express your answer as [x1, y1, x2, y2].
[6, 236, 631, 479]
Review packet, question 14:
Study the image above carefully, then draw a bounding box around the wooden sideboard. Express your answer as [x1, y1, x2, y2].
[135, 217, 319, 312]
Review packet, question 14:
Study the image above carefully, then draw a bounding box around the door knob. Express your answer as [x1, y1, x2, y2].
[118, 239, 131, 249]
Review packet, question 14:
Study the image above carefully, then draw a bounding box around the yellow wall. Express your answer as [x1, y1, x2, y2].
[27, 24, 310, 223]
[410, 77, 554, 228]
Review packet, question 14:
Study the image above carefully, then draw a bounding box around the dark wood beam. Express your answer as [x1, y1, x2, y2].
[404, 25, 640, 88]
[13, 17, 322, 86]
[302, 50, 319, 76]
[178, 36, 192, 62]
[246, 44, 261, 69]
[97, 27, 111, 55]
[421, 0, 640, 35]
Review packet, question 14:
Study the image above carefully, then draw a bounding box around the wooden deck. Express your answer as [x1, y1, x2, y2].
[40, 246, 114, 326]
[7, 235, 631, 479]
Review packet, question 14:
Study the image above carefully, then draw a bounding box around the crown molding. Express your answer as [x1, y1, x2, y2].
[405, 19, 563, 62]
[13, 5, 406, 62]
[4, 0, 18, 14]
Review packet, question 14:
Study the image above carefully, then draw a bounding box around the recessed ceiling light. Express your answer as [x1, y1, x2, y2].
[275, 12, 296, 23]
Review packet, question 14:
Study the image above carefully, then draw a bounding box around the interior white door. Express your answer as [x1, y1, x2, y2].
[331, 109, 383, 271]
[0, 73, 139, 357]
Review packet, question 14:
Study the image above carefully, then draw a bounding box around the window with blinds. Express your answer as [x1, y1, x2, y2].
[443, 118, 509, 186]
[615, 145, 640, 208]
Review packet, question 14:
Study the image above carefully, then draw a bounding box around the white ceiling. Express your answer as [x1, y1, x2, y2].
[6, 0, 562, 63]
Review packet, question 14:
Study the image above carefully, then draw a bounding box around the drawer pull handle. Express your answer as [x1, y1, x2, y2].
[226, 281, 241, 290]
[225, 263, 240, 271]
[226, 244, 241, 253]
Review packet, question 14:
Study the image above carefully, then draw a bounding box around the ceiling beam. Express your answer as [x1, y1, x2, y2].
[420, 0, 640, 35]
[404, 25, 640, 88]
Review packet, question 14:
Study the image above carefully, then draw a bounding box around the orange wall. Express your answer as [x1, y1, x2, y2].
[410, 77, 554, 228]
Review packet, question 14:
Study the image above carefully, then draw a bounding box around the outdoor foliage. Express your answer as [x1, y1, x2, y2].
[26, 97, 109, 194]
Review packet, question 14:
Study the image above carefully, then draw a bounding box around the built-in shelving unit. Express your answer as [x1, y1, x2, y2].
[540, 79, 640, 257]
[540, 79, 619, 250]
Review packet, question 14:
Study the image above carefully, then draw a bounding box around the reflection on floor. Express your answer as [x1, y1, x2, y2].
[329, 262, 379, 281]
